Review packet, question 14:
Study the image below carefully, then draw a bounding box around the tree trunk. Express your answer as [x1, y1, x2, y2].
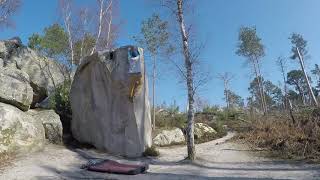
[152, 55, 156, 130]
[279, 61, 288, 110]
[105, 1, 113, 48]
[288, 99, 296, 124]
[252, 59, 267, 114]
[256, 59, 268, 113]
[296, 48, 319, 107]
[224, 81, 229, 109]
[177, 0, 196, 161]
[91, 0, 104, 55]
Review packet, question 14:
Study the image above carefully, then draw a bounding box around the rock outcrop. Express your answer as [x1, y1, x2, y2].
[0, 102, 45, 154]
[0, 37, 66, 157]
[153, 128, 185, 146]
[0, 37, 66, 106]
[71, 46, 152, 157]
[0, 68, 33, 111]
[194, 123, 217, 139]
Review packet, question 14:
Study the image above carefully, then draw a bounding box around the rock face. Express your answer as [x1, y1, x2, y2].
[71, 46, 152, 157]
[153, 128, 185, 146]
[194, 123, 217, 139]
[0, 37, 66, 106]
[28, 110, 63, 144]
[0, 102, 45, 154]
[0, 68, 33, 111]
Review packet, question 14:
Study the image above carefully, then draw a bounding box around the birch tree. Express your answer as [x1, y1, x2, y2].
[90, 0, 113, 54]
[59, 0, 75, 69]
[176, 0, 196, 161]
[236, 27, 267, 114]
[160, 0, 209, 161]
[289, 33, 318, 107]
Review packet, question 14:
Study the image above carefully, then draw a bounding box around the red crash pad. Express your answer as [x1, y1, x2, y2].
[85, 159, 148, 175]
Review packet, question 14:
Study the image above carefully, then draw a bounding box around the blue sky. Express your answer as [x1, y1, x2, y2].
[1, 0, 319, 110]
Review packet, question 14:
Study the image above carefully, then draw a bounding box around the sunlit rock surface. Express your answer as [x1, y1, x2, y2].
[71, 46, 151, 157]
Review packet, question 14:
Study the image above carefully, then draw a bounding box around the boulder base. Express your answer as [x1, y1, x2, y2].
[0, 102, 45, 154]
[28, 109, 63, 144]
[71, 46, 151, 157]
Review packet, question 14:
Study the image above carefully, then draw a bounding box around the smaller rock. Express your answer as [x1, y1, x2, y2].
[0, 102, 45, 154]
[153, 128, 185, 146]
[194, 123, 217, 139]
[0, 68, 33, 111]
[28, 109, 63, 144]
[35, 97, 51, 109]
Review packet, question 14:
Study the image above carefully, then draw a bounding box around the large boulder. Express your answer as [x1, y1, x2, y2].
[0, 38, 67, 106]
[27, 109, 63, 144]
[0, 68, 33, 111]
[71, 46, 152, 157]
[11, 48, 67, 105]
[194, 123, 217, 139]
[0, 102, 45, 155]
[153, 128, 185, 146]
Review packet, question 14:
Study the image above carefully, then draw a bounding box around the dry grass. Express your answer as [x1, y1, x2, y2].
[237, 108, 320, 161]
[0, 152, 14, 171]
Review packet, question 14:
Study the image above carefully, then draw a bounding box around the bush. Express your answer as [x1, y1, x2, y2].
[155, 112, 187, 130]
[143, 146, 160, 157]
[49, 80, 72, 116]
[49, 80, 72, 133]
[238, 109, 320, 161]
[208, 121, 227, 138]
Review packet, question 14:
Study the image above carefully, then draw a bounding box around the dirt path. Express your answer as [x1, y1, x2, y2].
[1, 132, 320, 180]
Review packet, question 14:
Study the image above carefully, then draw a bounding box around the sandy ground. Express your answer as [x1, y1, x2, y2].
[1, 132, 320, 180]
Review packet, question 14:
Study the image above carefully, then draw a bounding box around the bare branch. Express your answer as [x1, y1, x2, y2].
[0, 0, 20, 29]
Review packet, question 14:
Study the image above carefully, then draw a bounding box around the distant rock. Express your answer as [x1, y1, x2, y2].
[0, 68, 33, 111]
[153, 128, 185, 146]
[28, 109, 63, 144]
[194, 123, 217, 139]
[0, 102, 45, 155]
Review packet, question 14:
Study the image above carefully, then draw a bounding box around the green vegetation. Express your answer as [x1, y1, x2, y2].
[143, 146, 160, 157]
[49, 80, 72, 133]
[154, 102, 230, 144]
[237, 108, 320, 161]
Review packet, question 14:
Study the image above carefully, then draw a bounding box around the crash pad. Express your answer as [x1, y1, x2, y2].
[83, 159, 148, 175]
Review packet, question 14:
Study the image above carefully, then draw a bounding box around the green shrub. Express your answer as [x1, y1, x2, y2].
[49, 80, 72, 116]
[208, 121, 227, 138]
[49, 80, 72, 134]
[155, 113, 187, 129]
[143, 146, 160, 157]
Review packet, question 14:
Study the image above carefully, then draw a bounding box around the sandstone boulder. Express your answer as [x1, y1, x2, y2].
[153, 128, 185, 146]
[11, 47, 67, 105]
[28, 109, 63, 144]
[0, 102, 45, 155]
[0, 38, 67, 105]
[0, 68, 33, 111]
[71, 46, 151, 157]
[194, 123, 217, 139]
